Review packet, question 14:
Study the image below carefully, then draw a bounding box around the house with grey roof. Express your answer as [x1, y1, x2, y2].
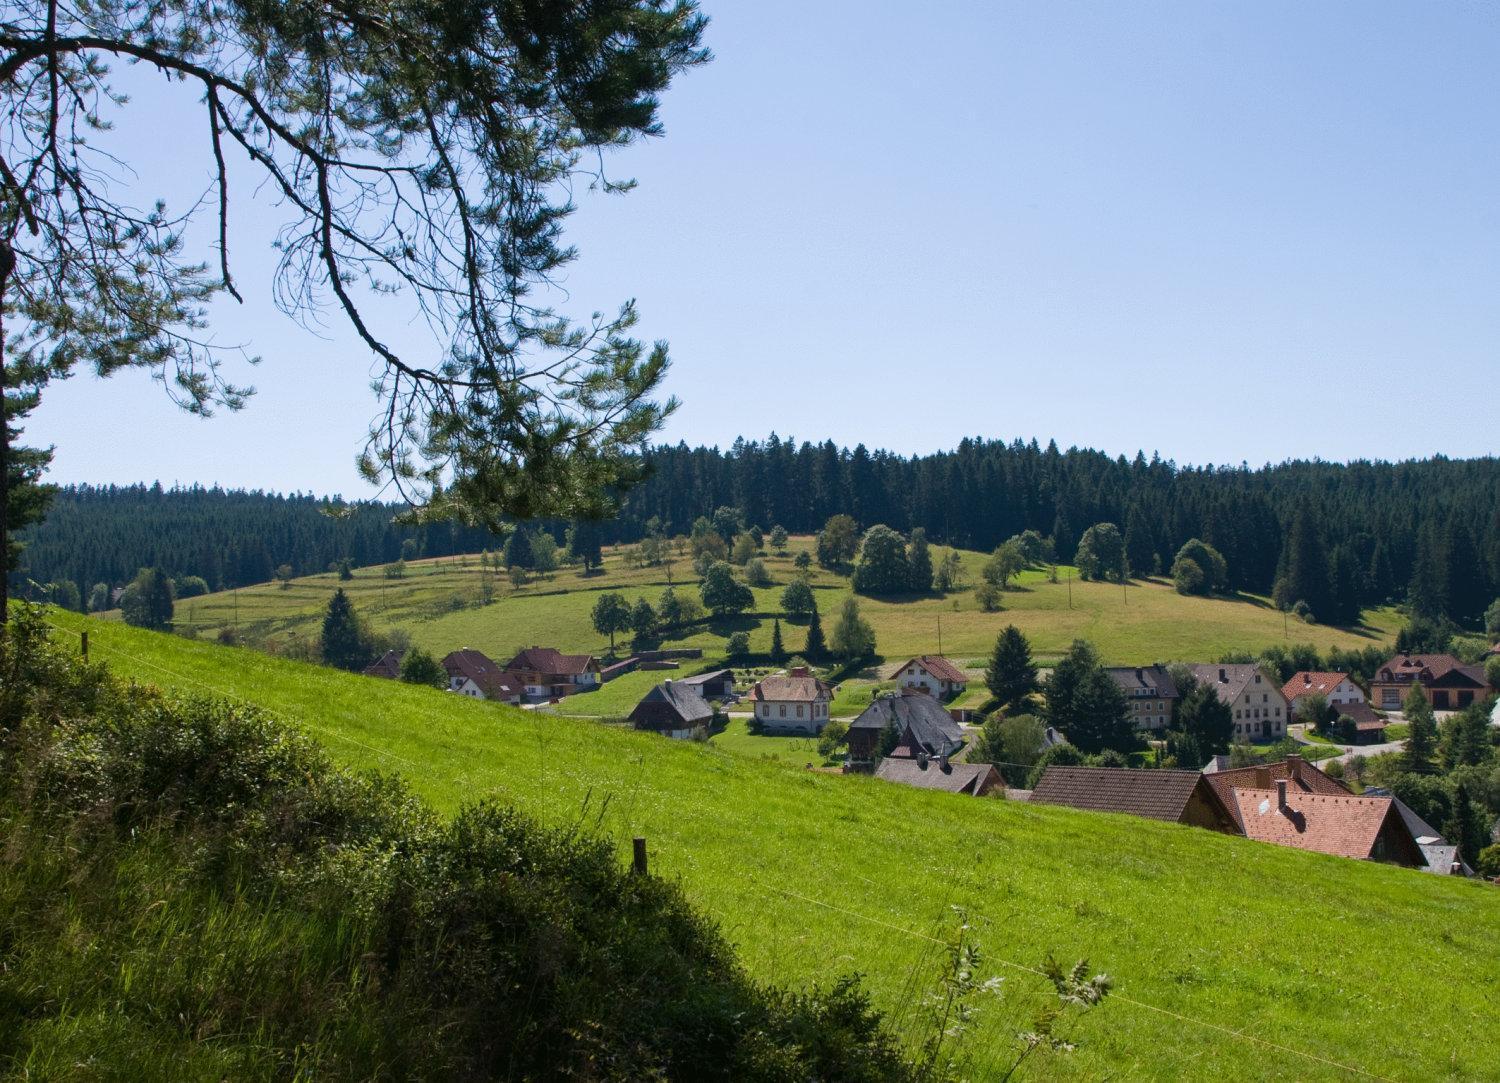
[1104, 664, 1179, 732]
[874, 755, 1000, 797]
[846, 689, 965, 764]
[629, 679, 716, 740]
[1186, 663, 1288, 742]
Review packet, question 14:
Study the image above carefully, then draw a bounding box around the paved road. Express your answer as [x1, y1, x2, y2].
[1288, 723, 1403, 765]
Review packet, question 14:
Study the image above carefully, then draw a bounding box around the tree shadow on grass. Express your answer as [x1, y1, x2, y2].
[706, 613, 761, 637]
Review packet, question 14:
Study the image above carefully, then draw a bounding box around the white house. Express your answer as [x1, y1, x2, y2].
[442, 649, 523, 704]
[891, 655, 968, 699]
[748, 666, 833, 736]
[1281, 671, 1366, 721]
[1188, 664, 1288, 741]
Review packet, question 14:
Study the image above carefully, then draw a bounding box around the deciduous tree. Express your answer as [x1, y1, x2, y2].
[1075, 523, 1126, 583]
[591, 592, 632, 653]
[829, 596, 876, 662]
[400, 647, 447, 689]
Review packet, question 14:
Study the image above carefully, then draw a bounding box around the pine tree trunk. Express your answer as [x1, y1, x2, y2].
[0, 238, 12, 628]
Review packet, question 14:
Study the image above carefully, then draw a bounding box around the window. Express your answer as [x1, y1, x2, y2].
[796, 705, 805, 718]
[779, 705, 786, 718]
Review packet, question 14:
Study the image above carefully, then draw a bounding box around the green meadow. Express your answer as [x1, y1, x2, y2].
[47, 612, 1500, 1081]
[162, 535, 1400, 671]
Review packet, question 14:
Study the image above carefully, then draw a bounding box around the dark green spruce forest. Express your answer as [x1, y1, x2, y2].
[14, 436, 1500, 629]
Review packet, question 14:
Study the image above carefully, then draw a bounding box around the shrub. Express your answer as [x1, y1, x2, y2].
[727, 631, 751, 658]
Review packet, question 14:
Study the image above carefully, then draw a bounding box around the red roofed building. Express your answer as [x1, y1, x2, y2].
[1370, 654, 1491, 712]
[503, 646, 602, 701]
[1231, 782, 1424, 867]
[1282, 671, 1366, 718]
[891, 655, 969, 699]
[749, 666, 833, 735]
[1203, 755, 1349, 830]
[443, 649, 524, 704]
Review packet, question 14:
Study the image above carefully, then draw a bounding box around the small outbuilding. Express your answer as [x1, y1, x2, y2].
[629, 679, 715, 739]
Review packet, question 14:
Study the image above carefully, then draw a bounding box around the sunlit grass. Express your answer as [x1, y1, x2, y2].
[47, 612, 1500, 1081]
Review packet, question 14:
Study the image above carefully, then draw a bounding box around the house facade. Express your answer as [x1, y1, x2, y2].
[1187, 663, 1287, 741]
[629, 679, 715, 739]
[748, 666, 833, 735]
[1370, 654, 1491, 712]
[891, 655, 968, 699]
[503, 646, 602, 701]
[1281, 671, 1366, 720]
[1104, 665, 1179, 732]
[442, 649, 523, 704]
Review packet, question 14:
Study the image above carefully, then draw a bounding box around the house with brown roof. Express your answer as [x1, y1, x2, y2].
[1202, 755, 1349, 831]
[874, 755, 1001, 797]
[748, 666, 833, 735]
[1029, 767, 1240, 833]
[1370, 654, 1492, 712]
[1282, 671, 1367, 719]
[846, 690, 965, 764]
[363, 649, 404, 680]
[629, 679, 716, 739]
[442, 649, 524, 704]
[503, 646, 602, 701]
[1105, 665, 1179, 732]
[891, 655, 969, 699]
[1230, 781, 1424, 867]
[1187, 663, 1288, 741]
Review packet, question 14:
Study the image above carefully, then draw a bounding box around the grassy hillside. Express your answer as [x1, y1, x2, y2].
[48, 611, 1499, 1081]
[163, 535, 1399, 668]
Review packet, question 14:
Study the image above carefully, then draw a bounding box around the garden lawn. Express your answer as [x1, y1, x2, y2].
[45, 612, 1500, 1081]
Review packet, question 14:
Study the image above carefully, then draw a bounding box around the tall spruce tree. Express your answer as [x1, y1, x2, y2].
[1044, 640, 1133, 753]
[1276, 507, 1332, 619]
[803, 603, 826, 660]
[1438, 520, 1486, 627]
[985, 625, 1039, 711]
[769, 618, 787, 664]
[907, 528, 934, 592]
[1401, 685, 1438, 773]
[321, 589, 370, 671]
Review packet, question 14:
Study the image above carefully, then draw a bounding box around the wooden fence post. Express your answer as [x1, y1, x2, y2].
[632, 836, 648, 876]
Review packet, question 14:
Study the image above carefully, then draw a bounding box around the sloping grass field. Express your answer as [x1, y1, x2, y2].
[163, 536, 1400, 670]
[47, 612, 1500, 1080]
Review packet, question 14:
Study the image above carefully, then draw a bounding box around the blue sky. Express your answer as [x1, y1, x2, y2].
[28, 1, 1500, 496]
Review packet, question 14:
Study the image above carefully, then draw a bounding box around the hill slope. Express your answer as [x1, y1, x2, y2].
[161, 536, 1399, 668]
[47, 611, 1497, 1080]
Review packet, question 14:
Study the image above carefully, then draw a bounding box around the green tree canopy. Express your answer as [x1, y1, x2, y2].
[699, 562, 753, 617]
[120, 568, 175, 631]
[1171, 538, 1228, 596]
[591, 592, 632, 652]
[803, 603, 826, 660]
[816, 515, 859, 569]
[780, 578, 816, 617]
[400, 647, 448, 689]
[906, 528, 934, 592]
[1045, 639, 1133, 754]
[985, 625, 1038, 711]
[1075, 523, 1126, 583]
[320, 588, 371, 671]
[1402, 685, 1438, 773]
[829, 597, 876, 662]
[769, 618, 787, 665]
[852, 525, 911, 595]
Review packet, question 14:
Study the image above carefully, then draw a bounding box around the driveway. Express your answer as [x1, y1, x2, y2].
[1288, 723, 1403, 765]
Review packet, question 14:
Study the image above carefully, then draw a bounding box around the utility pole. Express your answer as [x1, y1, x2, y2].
[1067, 568, 1072, 609]
[937, 615, 942, 657]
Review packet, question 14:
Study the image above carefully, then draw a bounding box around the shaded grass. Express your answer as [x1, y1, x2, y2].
[45, 613, 1500, 1081]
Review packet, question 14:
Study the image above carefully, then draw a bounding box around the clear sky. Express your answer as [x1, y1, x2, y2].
[26, 0, 1500, 496]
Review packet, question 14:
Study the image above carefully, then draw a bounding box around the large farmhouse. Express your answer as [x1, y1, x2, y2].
[503, 647, 602, 701]
[1187, 663, 1288, 741]
[748, 666, 833, 735]
[1369, 654, 1491, 712]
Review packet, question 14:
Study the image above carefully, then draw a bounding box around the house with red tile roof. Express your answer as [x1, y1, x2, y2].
[891, 655, 969, 699]
[1231, 781, 1424, 867]
[1028, 767, 1240, 833]
[1370, 654, 1492, 712]
[503, 646, 602, 701]
[1203, 755, 1348, 830]
[1282, 671, 1366, 718]
[363, 649, 404, 680]
[443, 649, 524, 704]
[748, 666, 833, 735]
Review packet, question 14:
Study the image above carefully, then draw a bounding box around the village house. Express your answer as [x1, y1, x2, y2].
[874, 755, 1001, 797]
[442, 649, 523, 704]
[1369, 654, 1491, 712]
[748, 666, 833, 736]
[846, 689, 965, 763]
[677, 668, 736, 700]
[1187, 663, 1288, 741]
[1029, 766, 1240, 833]
[1281, 671, 1367, 717]
[503, 646, 602, 701]
[1229, 782, 1424, 867]
[890, 655, 968, 699]
[629, 679, 716, 740]
[1104, 665, 1179, 732]
[362, 649, 403, 680]
[1202, 754, 1349, 830]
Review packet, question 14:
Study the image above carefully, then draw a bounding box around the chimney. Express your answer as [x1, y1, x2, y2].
[1286, 754, 1304, 782]
[1135, 667, 1144, 680]
[663, 678, 672, 688]
[1303, 673, 1311, 686]
[939, 749, 950, 770]
[1276, 779, 1289, 813]
[791, 665, 810, 678]
[917, 751, 930, 769]
[1254, 766, 1271, 789]
[1218, 668, 1227, 683]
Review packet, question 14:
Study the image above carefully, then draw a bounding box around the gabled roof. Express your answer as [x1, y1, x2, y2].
[363, 649, 404, 679]
[1029, 767, 1229, 824]
[848, 691, 964, 756]
[895, 655, 968, 684]
[1187, 663, 1284, 706]
[505, 646, 598, 676]
[1331, 700, 1386, 730]
[1202, 756, 1349, 829]
[1232, 788, 1421, 864]
[1282, 671, 1358, 700]
[1104, 665, 1179, 698]
[874, 757, 999, 796]
[443, 649, 523, 699]
[750, 668, 831, 703]
[632, 680, 714, 727]
[678, 668, 734, 688]
[1374, 654, 1488, 688]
